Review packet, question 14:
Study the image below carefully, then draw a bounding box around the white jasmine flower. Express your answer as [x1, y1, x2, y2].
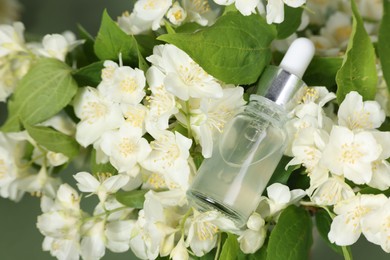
[0, 55, 31, 102]
[185, 209, 238, 257]
[170, 237, 189, 260]
[288, 127, 329, 176]
[213, 0, 259, 16]
[121, 103, 148, 136]
[74, 171, 129, 203]
[129, 191, 178, 259]
[145, 66, 178, 138]
[0, 21, 26, 57]
[98, 63, 146, 105]
[167, 2, 187, 25]
[0, 131, 28, 201]
[338, 91, 386, 131]
[117, 11, 152, 35]
[105, 220, 133, 252]
[37, 184, 84, 260]
[181, 0, 219, 26]
[237, 213, 267, 254]
[284, 115, 323, 156]
[147, 44, 223, 101]
[321, 126, 382, 185]
[80, 220, 106, 260]
[126, 0, 172, 33]
[289, 86, 336, 127]
[17, 167, 62, 198]
[367, 131, 390, 190]
[100, 125, 151, 174]
[36, 32, 84, 61]
[73, 87, 124, 147]
[328, 194, 388, 246]
[189, 86, 246, 157]
[257, 183, 306, 219]
[361, 198, 390, 253]
[309, 175, 355, 206]
[32, 147, 69, 167]
[141, 131, 192, 190]
[265, 0, 306, 24]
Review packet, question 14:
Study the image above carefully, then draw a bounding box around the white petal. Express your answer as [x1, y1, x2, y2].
[102, 174, 130, 193]
[74, 172, 100, 193]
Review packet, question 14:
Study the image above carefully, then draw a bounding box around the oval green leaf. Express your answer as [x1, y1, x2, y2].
[158, 12, 276, 85]
[1, 58, 78, 132]
[220, 233, 239, 260]
[73, 61, 104, 87]
[267, 205, 312, 260]
[115, 189, 148, 209]
[336, 0, 378, 103]
[24, 123, 80, 158]
[94, 10, 139, 66]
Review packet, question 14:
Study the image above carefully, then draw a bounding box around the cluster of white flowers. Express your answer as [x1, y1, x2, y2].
[286, 86, 390, 250]
[117, 0, 309, 34]
[0, 112, 77, 201]
[0, 22, 83, 101]
[34, 43, 245, 259]
[2, 0, 390, 259]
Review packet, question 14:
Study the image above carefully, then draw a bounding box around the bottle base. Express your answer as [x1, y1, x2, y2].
[187, 190, 247, 228]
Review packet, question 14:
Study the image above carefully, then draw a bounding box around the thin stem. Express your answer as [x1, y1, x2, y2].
[185, 101, 193, 139]
[180, 207, 193, 236]
[214, 232, 222, 260]
[342, 246, 353, 260]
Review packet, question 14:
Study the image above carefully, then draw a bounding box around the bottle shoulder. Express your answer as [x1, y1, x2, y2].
[242, 94, 288, 126]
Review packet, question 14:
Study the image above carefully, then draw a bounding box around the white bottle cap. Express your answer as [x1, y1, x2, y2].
[279, 38, 315, 78]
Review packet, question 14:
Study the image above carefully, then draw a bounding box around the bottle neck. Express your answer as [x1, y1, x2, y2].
[246, 95, 288, 126]
[255, 65, 306, 107]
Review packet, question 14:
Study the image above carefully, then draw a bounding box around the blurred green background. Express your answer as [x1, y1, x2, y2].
[0, 0, 389, 259]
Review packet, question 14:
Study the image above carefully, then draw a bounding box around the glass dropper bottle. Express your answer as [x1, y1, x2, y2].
[187, 38, 316, 227]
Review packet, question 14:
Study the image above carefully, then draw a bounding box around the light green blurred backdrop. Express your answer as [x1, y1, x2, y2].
[0, 0, 389, 259]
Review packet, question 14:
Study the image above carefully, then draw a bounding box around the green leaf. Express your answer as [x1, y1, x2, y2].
[77, 24, 99, 63]
[315, 209, 344, 255]
[94, 10, 138, 66]
[276, 6, 303, 39]
[335, 0, 378, 103]
[164, 21, 176, 34]
[220, 233, 239, 260]
[303, 56, 343, 91]
[90, 149, 118, 175]
[158, 12, 276, 85]
[24, 124, 80, 158]
[267, 205, 312, 260]
[1, 58, 78, 132]
[267, 156, 299, 188]
[176, 22, 204, 33]
[359, 186, 390, 196]
[378, 0, 390, 90]
[73, 61, 104, 87]
[115, 189, 148, 209]
[137, 47, 150, 72]
[134, 34, 161, 58]
[191, 151, 204, 170]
